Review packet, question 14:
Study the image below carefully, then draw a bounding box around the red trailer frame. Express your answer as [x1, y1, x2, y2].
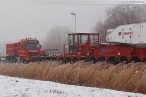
[59, 33, 146, 64]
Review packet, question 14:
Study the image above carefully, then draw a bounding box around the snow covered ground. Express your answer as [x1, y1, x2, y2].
[0, 75, 145, 97]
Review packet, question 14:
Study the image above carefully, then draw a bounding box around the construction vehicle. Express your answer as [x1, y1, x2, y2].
[58, 22, 146, 64]
[6, 38, 46, 63]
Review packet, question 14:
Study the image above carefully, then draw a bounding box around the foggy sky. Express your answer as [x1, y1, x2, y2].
[0, 0, 113, 52]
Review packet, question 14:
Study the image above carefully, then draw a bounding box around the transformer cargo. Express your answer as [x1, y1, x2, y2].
[106, 22, 146, 44]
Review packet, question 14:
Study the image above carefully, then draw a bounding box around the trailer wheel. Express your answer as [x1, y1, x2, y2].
[120, 56, 128, 64]
[22, 59, 26, 64]
[45, 56, 50, 60]
[80, 57, 85, 60]
[80, 57, 85, 62]
[22, 59, 29, 64]
[65, 57, 71, 63]
[26, 60, 30, 64]
[90, 57, 96, 63]
[72, 58, 79, 63]
[58, 58, 64, 64]
[131, 57, 141, 62]
[98, 57, 106, 62]
[143, 57, 146, 62]
[107, 56, 116, 65]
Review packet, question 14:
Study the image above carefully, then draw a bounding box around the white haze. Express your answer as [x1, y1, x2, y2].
[0, 0, 113, 53]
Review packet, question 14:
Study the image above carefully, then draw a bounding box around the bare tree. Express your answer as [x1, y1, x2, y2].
[43, 26, 72, 54]
[140, 5, 146, 22]
[106, 5, 141, 27]
[94, 21, 107, 36]
[94, 4, 146, 37]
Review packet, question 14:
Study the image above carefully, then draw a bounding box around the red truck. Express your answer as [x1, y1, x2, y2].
[6, 38, 45, 63]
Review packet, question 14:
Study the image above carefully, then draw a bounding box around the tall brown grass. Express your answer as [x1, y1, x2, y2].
[0, 61, 146, 94]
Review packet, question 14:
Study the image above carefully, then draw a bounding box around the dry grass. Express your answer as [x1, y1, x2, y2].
[0, 61, 146, 94]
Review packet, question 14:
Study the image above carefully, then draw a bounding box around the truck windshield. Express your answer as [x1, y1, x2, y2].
[26, 40, 40, 49]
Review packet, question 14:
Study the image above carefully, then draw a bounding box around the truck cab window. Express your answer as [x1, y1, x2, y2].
[26, 40, 39, 49]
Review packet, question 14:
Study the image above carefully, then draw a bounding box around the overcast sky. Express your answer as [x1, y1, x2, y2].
[0, 0, 114, 42]
[0, 0, 114, 53]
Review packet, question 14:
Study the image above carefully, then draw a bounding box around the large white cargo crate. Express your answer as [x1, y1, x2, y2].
[106, 22, 146, 44]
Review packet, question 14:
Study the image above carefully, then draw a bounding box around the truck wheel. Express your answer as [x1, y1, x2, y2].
[26, 60, 30, 64]
[22, 59, 27, 64]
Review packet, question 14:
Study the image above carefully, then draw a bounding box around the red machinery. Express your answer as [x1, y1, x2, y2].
[6, 38, 45, 63]
[59, 33, 146, 64]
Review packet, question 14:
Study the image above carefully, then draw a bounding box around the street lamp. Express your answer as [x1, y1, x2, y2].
[70, 12, 76, 33]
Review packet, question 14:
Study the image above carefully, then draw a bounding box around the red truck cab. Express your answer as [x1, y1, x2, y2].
[6, 38, 45, 63]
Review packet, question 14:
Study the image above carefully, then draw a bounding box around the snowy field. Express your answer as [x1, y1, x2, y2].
[0, 75, 145, 97]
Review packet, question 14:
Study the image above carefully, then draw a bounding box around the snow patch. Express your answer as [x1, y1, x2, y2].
[0, 75, 145, 97]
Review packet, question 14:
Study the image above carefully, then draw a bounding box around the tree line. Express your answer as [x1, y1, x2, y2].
[94, 5, 146, 36]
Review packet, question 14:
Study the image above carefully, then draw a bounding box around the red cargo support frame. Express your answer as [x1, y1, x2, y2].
[59, 33, 146, 64]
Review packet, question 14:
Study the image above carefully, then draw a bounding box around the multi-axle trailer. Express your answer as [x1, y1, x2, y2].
[59, 23, 146, 64]
[58, 32, 146, 64]
[3, 22, 146, 64]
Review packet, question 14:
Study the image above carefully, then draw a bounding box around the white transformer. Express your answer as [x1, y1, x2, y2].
[106, 22, 146, 44]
